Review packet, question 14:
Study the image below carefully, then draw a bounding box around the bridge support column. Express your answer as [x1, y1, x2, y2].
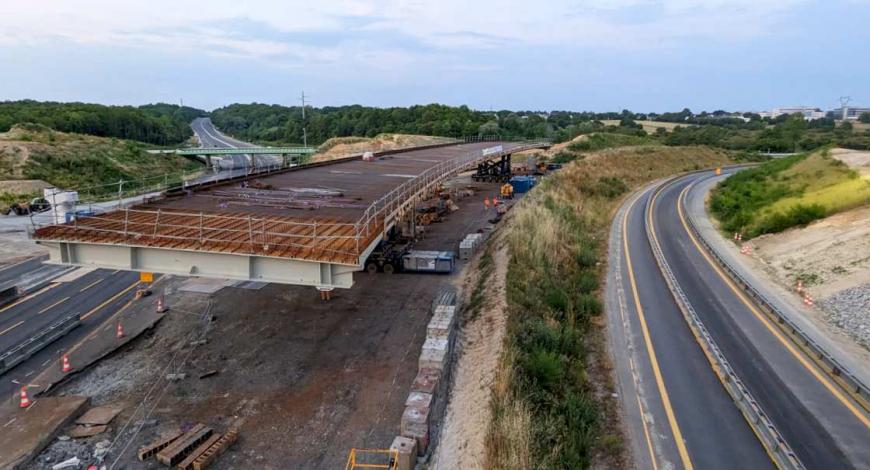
[317, 287, 334, 301]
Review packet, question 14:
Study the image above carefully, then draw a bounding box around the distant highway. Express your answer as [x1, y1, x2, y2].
[608, 169, 870, 469]
[191, 117, 282, 172]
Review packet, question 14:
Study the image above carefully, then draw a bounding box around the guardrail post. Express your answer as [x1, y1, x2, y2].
[123, 209, 129, 238]
[153, 209, 161, 238]
[247, 217, 254, 253]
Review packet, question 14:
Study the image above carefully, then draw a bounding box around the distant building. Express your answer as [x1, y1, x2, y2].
[827, 106, 870, 120]
[758, 106, 826, 120]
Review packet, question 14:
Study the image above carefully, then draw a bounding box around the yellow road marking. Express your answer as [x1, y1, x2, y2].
[37, 296, 70, 314]
[636, 393, 659, 470]
[648, 179, 781, 469]
[622, 193, 694, 470]
[80, 281, 140, 321]
[0, 283, 59, 313]
[676, 183, 870, 430]
[0, 319, 25, 336]
[79, 278, 104, 292]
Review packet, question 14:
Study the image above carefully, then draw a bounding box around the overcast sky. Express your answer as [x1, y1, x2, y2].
[1, 1, 866, 112]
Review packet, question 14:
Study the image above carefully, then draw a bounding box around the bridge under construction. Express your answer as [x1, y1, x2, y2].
[32, 141, 547, 289]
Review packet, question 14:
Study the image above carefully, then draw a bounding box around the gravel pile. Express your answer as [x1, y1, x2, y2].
[819, 284, 870, 349]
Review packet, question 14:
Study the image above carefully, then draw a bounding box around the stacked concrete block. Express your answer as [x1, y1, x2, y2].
[401, 407, 430, 455]
[400, 297, 460, 460]
[390, 436, 417, 470]
[459, 233, 484, 260]
[411, 368, 440, 395]
[427, 305, 456, 341]
[418, 337, 449, 372]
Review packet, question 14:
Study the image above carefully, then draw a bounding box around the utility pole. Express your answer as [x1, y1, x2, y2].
[300, 90, 308, 148]
[839, 96, 852, 121]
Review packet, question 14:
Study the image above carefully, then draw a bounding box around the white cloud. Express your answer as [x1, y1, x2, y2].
[0, 0, 815, 63]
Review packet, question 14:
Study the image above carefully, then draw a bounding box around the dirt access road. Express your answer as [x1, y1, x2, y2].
[36, 176, 508, 469]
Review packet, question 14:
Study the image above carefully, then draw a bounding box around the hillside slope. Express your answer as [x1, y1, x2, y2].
[711, 148, 870, 237]
[0, 124, 198, 196]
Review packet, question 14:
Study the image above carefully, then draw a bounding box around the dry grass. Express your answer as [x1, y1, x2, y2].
[313, 133, 457, 162]
[601, 120, 691, 133]
[487, 145, 732, 469]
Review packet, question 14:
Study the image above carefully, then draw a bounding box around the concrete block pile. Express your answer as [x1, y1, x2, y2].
[393, 302, 458, 468]
[459, 233, 484, 260]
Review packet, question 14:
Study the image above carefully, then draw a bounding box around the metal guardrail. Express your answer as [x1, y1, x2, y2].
[682, 175, 870, 413]
[0, 312, 81, 376]
[351, 140, 550, 246]
[644, 179, 804, 470]
[174, 147, 315, 156]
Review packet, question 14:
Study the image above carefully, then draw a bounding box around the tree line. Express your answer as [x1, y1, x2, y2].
[0, 100, 206, 145]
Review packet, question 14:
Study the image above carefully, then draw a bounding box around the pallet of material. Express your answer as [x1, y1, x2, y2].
[138, 429, 184, 461]
[176, 433, 222, 470]
[192, 428, 238, 470]
[156, 424, 213, 466]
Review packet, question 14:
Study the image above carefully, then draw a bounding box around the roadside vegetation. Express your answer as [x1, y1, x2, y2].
[0, 101, 205, 145]
[0, 124, 199, 198]
[487, 145, 733, 468]
[710, 149, 870, 238]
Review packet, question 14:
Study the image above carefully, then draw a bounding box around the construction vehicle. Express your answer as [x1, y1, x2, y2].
[2, 197, 50, 216]
[365, 240, 455, 274]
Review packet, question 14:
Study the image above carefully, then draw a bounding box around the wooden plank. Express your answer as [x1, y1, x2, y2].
[192, 428, 238, 470]
[138, 429, 184, 461]
[176, 433, 221, 470]
[156, 424, 213, 466]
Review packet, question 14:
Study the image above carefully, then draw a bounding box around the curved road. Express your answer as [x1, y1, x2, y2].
[607, 169, 870, 469]
[191, 117, 282, 171]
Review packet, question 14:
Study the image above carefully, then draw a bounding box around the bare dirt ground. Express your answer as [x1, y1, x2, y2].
[433, 232, 510, 469]
[750, 204, 870, 353]
[314, 134, 457, 162]
[752, 205, 870, 298]
[32, 178, 505, 469]
[830, 148, 870, 178]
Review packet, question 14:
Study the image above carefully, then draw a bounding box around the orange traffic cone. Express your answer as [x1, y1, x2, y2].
[116, 322, 125, 339]
[62, 354, 72, 373]
[156, 296, 166, 313]
[19, 387, 31, 408]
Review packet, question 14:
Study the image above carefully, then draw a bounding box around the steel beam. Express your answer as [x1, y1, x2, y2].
[40, 241, 360, 289]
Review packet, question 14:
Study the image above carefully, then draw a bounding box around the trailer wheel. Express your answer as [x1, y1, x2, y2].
[383, 263, 395, 274]
[365, 262, 379, 274]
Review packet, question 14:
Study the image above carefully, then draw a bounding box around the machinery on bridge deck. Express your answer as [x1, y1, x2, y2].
[471, 154, 512, 182]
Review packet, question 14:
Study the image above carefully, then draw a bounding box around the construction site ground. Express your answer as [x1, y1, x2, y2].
[28, 175, 510, 469]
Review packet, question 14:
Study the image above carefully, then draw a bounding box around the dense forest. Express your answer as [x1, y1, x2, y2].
[0, 100, 206, 145]
[211, 103, 870, 153]
[210, 103, 633, 144]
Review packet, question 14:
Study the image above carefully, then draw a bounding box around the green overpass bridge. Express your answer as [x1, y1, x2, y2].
[149, 147, 316, 156]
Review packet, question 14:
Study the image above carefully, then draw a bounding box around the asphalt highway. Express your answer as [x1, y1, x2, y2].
[609, 181, 772, 470]
[609, 169, 870, 469]
[0, 262, 142, 399]
[191, 117, 281, 171]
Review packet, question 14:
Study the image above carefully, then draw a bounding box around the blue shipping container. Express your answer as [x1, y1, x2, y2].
[509, 176, 533, 193]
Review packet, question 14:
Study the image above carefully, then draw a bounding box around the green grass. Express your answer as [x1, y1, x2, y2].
[0, 125, 200, 198]
[710, 149, 870, 237]
[487, 145, 734, 469]
[567, 133, 654, 152]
